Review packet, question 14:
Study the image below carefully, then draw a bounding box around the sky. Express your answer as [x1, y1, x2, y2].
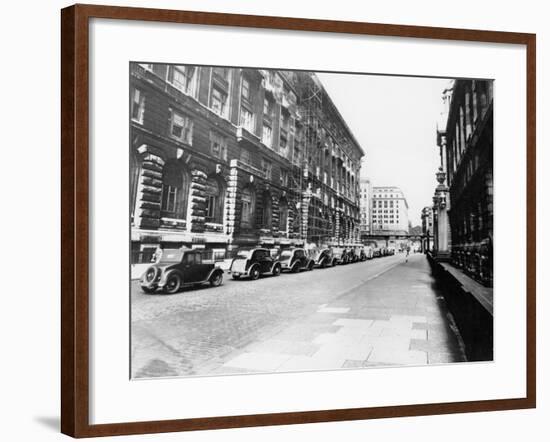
[317, 72, 451, 226]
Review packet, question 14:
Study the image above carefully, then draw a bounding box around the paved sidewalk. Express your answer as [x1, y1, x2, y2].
[215, 254, 466, 374]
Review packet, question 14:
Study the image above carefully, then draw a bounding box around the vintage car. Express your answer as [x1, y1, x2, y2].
[229, 248, 282, 280]
[140, 248, 224, 294]
[278, 248, 315, 272]
[308, 248, 337, 268]
[371, 245, 383, 258]
[347, 247, 361, 263]
[359, 245, 374, 261]
[332, 247, 350, 265]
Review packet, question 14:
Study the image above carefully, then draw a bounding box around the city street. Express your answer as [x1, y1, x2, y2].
[131, 253, 466, 378]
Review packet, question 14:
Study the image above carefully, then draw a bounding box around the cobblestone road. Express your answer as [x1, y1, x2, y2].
[131, 253, 466, 378]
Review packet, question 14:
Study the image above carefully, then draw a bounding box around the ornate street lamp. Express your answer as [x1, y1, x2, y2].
[436, 166, 446, 186]
[434, 167, 448, 209]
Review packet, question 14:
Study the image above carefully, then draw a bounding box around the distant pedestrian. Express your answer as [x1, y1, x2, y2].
[405, 245, 410, 263]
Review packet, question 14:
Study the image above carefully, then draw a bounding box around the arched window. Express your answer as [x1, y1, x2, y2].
[205, 176, 225, 224]
[262, 192, 272, 229]
[279, 198, 288, 233]
[161, 162, 189, 219]
[240, 187, 256, 229]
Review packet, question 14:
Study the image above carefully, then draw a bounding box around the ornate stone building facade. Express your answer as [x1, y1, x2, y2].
[434, 79, 493, 286]
[130, 64, 364, 263]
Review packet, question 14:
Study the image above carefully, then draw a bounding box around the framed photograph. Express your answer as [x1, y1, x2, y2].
[61, 4, 536, 438]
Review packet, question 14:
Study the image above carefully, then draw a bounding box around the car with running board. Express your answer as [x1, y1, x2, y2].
[229, 248, 282, 280]
[140, 248, 224, 294]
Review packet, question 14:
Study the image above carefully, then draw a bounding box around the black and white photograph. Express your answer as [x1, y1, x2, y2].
[129, 63, 493, 379]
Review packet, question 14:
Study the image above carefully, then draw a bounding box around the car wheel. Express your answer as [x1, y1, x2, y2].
[250, 266, 260, 280]
[291, 263, 300, 273]
[141, 286, 156, 294]
[272, 264, 281, 276]
[163, 272, 182, 294]
[210, 271, 223, 287]
[232, 274, 241, 280]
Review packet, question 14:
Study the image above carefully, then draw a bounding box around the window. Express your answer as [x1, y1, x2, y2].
[209, 131, 227, 160]
[240, 187, 255, 229]
[263, 97, 272, 118]
[131, 88, 145, 123]
[279, 134, 288, 156]
[212, 67, 230, 81]
[240, 148, 251, 165]
[261, 158, 272, 180]
[253, 249, 267, 261]
[262, 124, 273, 147]
[185, 253, 202, 265]
[280, 169, 288, 187]
[242, 77, 251, 101]
[167, 65, 196, 95]
[240, 106, 255, 132]
[170, 110, 193, 144]
[205, 177, 225, 224]
[161, 162, 189, 219]
[280, 114, 288, 134]
[211, 87, 228, 117]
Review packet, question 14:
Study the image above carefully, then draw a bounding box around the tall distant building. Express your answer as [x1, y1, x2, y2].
[359, 178, 372, 235]
[370, 186, 409, 235]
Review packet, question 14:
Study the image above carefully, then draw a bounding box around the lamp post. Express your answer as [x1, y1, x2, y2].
[432, 194, 439, 254]
[433, 167, 451, 260]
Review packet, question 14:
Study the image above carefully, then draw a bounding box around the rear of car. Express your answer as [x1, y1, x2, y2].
[278, 249, 294, 272]
[229, 249, 253, 279]
[332, 247, 348, 265]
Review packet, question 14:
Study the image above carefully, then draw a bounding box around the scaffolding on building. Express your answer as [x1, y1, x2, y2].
[288, 72, 359, 247]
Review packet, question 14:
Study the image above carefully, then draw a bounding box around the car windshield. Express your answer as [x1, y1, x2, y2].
[234, 249, 252, 259]
[278, 250, 292, 260]
[158, 249, 185, 263]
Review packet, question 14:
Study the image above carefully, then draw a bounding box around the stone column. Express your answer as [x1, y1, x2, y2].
[334, 208, 341, 244]
[134, 153, 165, 230]
[225, 166, 240, 237]
[271, 193, 280, 236]
[437, 205, 450, 254]
[188, 168, 208, 233]
[433, 167, 451, 261]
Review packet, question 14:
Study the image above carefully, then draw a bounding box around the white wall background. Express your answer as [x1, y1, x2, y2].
[0, 0, 546, 440]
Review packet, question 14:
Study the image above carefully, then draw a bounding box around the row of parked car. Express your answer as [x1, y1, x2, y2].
[140, 244, 397, 294]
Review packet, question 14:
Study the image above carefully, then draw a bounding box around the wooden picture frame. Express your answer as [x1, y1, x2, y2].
[61, 3, 536, 437]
